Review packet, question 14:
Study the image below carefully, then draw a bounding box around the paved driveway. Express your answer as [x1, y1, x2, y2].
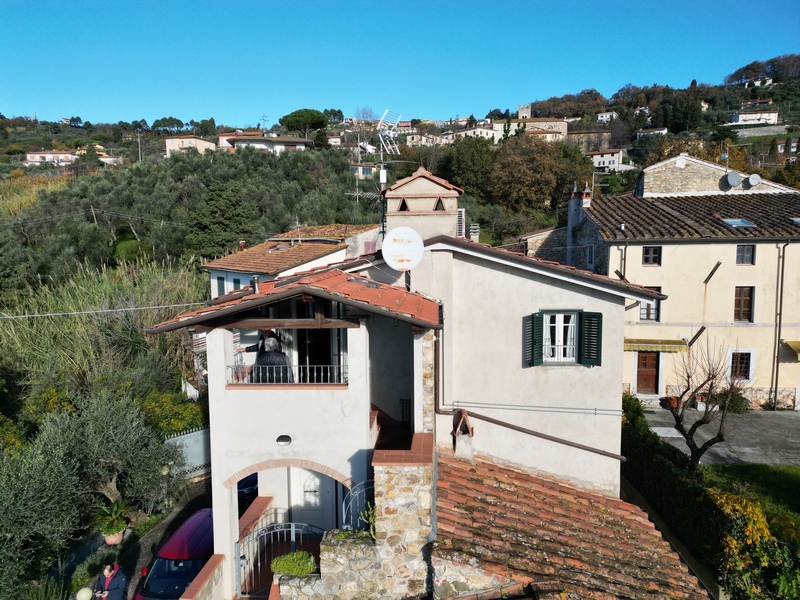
[643, 404, 800, 465]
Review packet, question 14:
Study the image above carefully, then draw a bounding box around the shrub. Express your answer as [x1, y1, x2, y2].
[68, 547, 118, 593]
[270, 550, 316, 576]
[20, 578, 66, 600]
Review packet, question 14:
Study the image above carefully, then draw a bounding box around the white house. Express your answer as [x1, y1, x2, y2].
[149, 168, 702, 599]
[584, 148, 635, 171]
[596, 111, 619, 123]
[24, 150, 78, 166]
[223, 135, 314, 155]
[729, 110, 779, 125]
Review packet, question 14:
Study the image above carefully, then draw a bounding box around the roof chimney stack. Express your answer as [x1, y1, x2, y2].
[250, 275, 259, 294]
[239, 239, 247, 251]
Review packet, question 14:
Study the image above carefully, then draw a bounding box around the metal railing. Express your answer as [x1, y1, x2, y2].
[342, 480, 374, 530]
[235, 522, 326, 598]
[228, 364, 348, 385]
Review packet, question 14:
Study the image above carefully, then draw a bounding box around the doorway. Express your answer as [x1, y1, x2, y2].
[289, 468, 336, 530]
[637, 351, 659, 395]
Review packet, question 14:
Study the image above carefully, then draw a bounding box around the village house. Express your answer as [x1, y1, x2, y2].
[563, 154, 800, 409]
[24, 149, 78, 166]
[149, 168, 704, 599]
[220, 134, 314, 155]
[584, 148, 635, 171]
[165, 135, 217, 157]
[729, 109, 779, 125]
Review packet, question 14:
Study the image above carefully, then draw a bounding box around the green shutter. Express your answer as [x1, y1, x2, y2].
[531, 312, 544, 366]
[580, 312, 602, 367]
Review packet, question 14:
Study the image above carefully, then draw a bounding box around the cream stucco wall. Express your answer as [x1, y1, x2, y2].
[370, 244, 628, 495]
[616, 241, 800, 407]
[206, 323, 372, 597]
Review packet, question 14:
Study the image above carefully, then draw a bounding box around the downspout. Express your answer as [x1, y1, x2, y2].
[769, 241, 790, 410]
[432, 329, 625, 462]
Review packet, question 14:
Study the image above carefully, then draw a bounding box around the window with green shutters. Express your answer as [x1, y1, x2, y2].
[531, 311, 602, 367]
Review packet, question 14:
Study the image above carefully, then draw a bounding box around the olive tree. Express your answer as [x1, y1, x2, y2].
[36, 391, 186, 506]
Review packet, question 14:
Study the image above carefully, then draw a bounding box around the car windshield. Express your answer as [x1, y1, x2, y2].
[139, 557, 205, 598]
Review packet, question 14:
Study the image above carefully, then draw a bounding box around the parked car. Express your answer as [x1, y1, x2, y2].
[238, 473, 258, 516]
[134, 508, 213, 600]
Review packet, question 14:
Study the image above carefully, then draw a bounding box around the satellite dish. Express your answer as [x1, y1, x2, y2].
[726, 171, 742, 187]
[748, 173, 762, 187]
[382, 227, 424, 272]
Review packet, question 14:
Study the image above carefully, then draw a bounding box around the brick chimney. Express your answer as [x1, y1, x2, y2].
[239, 239, 247, 251]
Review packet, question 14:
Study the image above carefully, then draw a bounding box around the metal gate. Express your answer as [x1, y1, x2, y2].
[342, 480, 374, 530]
[235, 522, 325, 598]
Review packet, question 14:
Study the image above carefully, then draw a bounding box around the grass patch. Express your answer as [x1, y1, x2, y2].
[0, 176, 68, 219]
[702, 463, 800, 540]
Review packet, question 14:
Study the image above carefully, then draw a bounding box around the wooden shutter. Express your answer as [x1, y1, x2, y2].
[579, 312, 602, 367]
[531, 312, 544, 366]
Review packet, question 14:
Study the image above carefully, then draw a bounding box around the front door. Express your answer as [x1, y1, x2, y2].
[289, 468, 335, 530]
[637, 351, 659, 394]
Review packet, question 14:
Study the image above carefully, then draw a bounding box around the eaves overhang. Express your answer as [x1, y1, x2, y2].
[423, 236, 666, 303]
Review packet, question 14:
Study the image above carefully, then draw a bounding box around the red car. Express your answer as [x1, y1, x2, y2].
[134, 508, 213, 600]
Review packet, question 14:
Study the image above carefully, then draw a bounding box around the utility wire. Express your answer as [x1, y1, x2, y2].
[0, 302, 205, 320]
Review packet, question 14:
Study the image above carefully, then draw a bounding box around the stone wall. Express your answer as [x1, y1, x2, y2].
[431, 550, 516, 598]
[279, 459, 434, 599]
[421, 330, 435, 433]
[663, 385, 796, 410]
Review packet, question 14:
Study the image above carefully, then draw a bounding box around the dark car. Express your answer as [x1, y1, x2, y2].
[238, 473, 258, 516]
[134, 508, 213, 600]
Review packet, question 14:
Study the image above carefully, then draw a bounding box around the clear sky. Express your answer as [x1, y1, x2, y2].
[1, 0, 798, 129]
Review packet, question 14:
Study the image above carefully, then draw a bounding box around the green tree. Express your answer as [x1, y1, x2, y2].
[82, 143, 100, 166]
[437, 136, 494, 201]
[0, 432, 86, 596]
[314, 127, 330, 148]
[36, 390, 186, 504]
[279, 109, 327, 138]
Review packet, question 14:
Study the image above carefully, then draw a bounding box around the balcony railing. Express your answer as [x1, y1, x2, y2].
[228, 364, 348, 385]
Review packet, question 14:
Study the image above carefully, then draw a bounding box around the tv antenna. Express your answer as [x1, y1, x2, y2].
[377, 109, 401, 156]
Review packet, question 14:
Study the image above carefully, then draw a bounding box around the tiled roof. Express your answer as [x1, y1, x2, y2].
[202, 241, 345, 275]
[585, 192, 800, 242]
[423, 236, 666, 301]
[272, 224, 378, 240]
[148, 269, 442, 333]
[434, 454, 706, 599]
[382, 167, 464, 194]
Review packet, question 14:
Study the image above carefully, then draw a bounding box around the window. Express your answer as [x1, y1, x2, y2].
[734, 286, 754, 322]
[216, 276, 225, 297]
[639, 287, 661, 321]
[531, 311, 602, 367]
[730, 352, 752, 380]
[233, 278, 241, 290]
[736, 245, 755, 265]
[722, 218, 756, 228]
[642, 246, 662, 265]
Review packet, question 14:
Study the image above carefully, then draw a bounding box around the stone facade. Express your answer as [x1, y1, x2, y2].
[421, 330, 436, 433]
[278, 463, 434, 599]
[431, 550, 516, 598]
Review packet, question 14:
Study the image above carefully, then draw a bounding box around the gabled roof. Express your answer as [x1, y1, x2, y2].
[228, 136, 314, 145]
[272, 224, 378, 240]
[203, 240, 346, 275]
[421, 236, 665, 302]
[585, 192, 800, 242]
[435, 454, 706, 599]
[148, 268, 442, 333]
[382, 167, 464, 194]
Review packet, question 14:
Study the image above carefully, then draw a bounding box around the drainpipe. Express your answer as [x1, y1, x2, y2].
[769, 241, 790, 410]
[432, 329, 625, 462]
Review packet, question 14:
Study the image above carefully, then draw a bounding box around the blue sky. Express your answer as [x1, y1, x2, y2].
[1, 0, 798, 128]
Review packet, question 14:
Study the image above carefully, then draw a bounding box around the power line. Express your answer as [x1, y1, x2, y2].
[0, 302, 205, 320]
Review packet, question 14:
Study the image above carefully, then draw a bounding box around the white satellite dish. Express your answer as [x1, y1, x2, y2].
[382, 227, 424, 272]
[748, 173, 762, 187]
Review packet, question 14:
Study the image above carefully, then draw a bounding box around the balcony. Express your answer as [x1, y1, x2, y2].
[227, 364, 348, 385]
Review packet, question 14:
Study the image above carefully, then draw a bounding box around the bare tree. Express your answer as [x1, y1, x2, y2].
[662, 340, 750, 468]
[354, 106, 376, 123]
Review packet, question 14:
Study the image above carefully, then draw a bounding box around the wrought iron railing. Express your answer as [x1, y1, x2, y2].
[342, 480, 374, 531]
[235, 522, 326, 598]
[228, 364, 348, 385]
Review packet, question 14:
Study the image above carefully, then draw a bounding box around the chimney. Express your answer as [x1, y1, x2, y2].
[469, 223, 480, 243]
[239, 239, 247, 251]
[566, 182, 591, 267]
[250, 275, 259, 294]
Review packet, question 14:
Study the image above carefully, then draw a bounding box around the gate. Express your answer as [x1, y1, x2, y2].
[235, 522, 325, 598]
[342, 480, 374, 530]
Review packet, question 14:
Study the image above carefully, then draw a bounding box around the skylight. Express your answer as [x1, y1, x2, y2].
[722, 218, 756, 228]
[792, 218, 800, 226]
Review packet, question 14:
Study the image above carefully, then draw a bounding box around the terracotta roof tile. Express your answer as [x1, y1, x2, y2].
[272, 223, 378, 240]
[434, 454, 706, 599]
[382, 166, 464, 194]
[149, 269, 441, 333]
[587, 192, 800, 241]
[202, 240, 345, 275]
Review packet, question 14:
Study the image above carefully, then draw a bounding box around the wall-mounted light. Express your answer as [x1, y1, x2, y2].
[277, 435, 292, 446]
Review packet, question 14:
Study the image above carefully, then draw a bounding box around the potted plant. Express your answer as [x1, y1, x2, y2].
[95, 499, 131, 546]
